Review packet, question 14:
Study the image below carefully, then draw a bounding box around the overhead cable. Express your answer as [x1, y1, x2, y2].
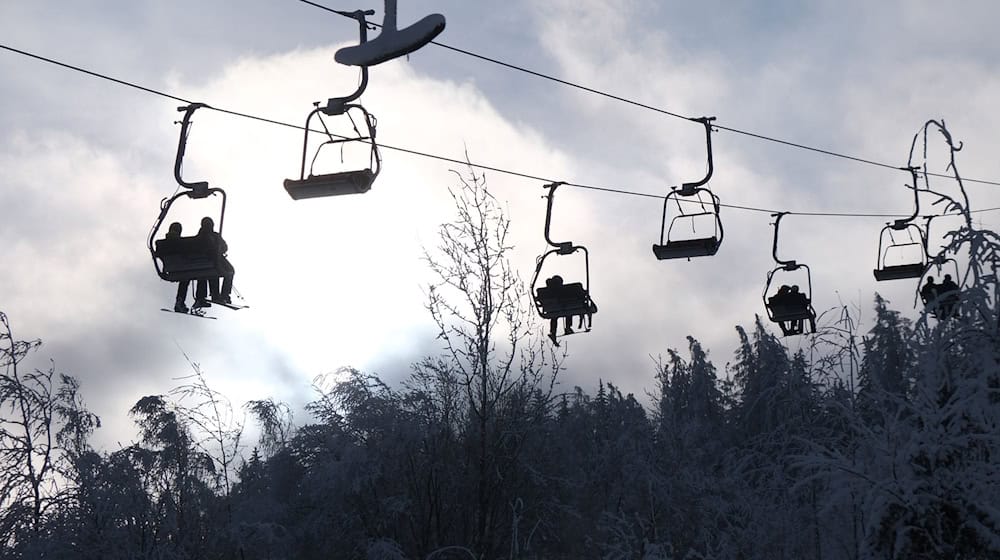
[0, 42, 996, 221]
[295, 0, 1000, 187]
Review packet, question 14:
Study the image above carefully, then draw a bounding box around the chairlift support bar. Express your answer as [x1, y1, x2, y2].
[174, 103, 211, 197]
[771, 212, 798, 269]
[890, 166, 922, 230]
[543, 181, 574, 254]
[678, 116, 716, 196]
[324, 10, 373, 115]
[170, 103, 226, 234]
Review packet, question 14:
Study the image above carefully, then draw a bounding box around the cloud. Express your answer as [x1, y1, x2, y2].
[3, 0, 1000, 445]
[511, 0, 1000, 395]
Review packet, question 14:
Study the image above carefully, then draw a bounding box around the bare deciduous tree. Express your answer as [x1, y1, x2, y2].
[419, 165, 560, 556]
[0, 312, 98, 551]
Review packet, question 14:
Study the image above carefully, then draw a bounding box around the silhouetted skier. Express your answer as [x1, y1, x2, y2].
[787, 285, 808, 335]
[543, 275, 575, 345]
[776, 284, 791, 301]
[939, 274, 960, 317]
[194, 217, 235, 307]
[920, 276, 939, 313]
[768, 284, 797, 335]
[165, 222, 191, 313]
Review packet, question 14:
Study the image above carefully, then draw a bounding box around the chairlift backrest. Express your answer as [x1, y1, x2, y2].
[154, 235, 227, 283]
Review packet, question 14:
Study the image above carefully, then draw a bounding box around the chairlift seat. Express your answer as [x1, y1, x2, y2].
[767, 298, 817, 335]
[767, 296, 813, 322]
[873, 263, 925, 282]
[535, 282, 596, 319]
[922, 288, 960, 319]
[154, 236, 224, 282]
[652, 237, 720, 260]
[284, 169, 375, 200]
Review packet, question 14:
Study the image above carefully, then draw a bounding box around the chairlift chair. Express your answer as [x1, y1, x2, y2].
[283, 104, 380, 200]
[653, 117, 724, 260]
[149, 104, 230, 284]
[873, 167, 928, 281]
[762, 213, 816, 336]
[284, 12, 382, 200]
[530, 182, 597, 346]
[915, 214, 964, 319]
[873, 223, 927, 281]
[920, 253, 961, 319]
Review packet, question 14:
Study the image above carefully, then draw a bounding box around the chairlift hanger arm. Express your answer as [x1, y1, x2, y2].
[922, 214, 951, 259]
[174, 103, 211, 194]
[770, 212, 798, 268]
[324, 11, 372, 114]
[891, 166, 922, 229]
[543, 181, 574, 253]
[679, 116, 717, 196]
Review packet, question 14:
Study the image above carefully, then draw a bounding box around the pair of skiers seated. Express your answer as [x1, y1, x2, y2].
[536, 275, 597, 345]
[920, 275, 960, 318]
[768, 284, 811, 336]
[769, 284, 810, 314]
[161, 217, 235, 312]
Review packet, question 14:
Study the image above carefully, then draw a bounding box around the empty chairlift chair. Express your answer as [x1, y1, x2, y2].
[284, 11, 382, 200]
[873, 222, 927, 281]
[653, 116, 723, 260]
[283, 103, 380, 200]
[873, 166, 928, 281]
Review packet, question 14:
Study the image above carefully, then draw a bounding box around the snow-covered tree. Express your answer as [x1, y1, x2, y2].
[0, 312, 99, 558]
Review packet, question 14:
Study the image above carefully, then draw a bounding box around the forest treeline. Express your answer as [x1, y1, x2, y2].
[2, 161, 1000, 559]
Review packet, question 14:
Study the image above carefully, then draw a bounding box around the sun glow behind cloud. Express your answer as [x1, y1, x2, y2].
[156, 45, 580, 387]
[4, 0, 1000, 448]
[135, 12, 1000, 406]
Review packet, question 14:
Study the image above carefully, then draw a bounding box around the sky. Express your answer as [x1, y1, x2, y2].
[2, 0, 999, 449]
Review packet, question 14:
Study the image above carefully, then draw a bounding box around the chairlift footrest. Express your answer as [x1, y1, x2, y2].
[284, 170, 375, 200]
[652, 237, 720, 260]
[873, 263, 925, 282]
